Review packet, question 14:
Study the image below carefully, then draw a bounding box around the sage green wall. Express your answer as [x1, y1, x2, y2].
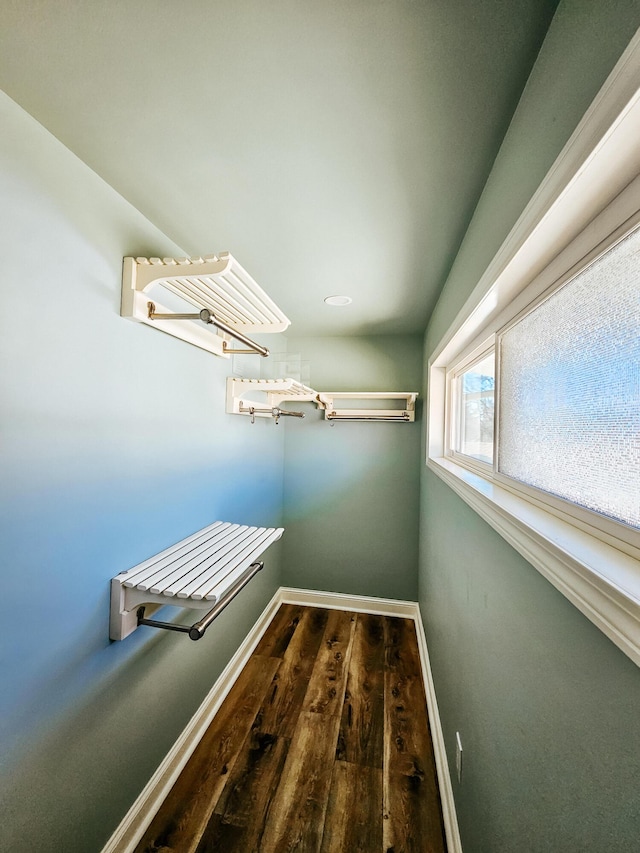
[423, 475, 640, 851]
[282, 336, 423, 601]
[420, 4, 640, 851]
[0, 92, 285, 853]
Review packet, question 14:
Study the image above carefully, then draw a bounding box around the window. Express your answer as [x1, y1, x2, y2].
[497, 224, 640, 531]
[452, 352, 495, 465]
[426, 42, 640, 667]
[444, 213, 640, 553]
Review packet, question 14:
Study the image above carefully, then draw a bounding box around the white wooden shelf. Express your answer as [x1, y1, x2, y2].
[226, 377, 317, 420]
[316, 391, 418, 422]
[226, 381, 418, 423]
[121, 253, 290, 358]
[110, 521, 284, 640]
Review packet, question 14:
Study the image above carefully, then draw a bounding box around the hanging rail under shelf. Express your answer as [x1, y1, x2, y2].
[146, 303, 270, 357]
[316, 391, 418, 422]
[121, 253, 290, 358]
[226, 377, 318, 419]
[326, 411, 411, 422]
[110, 521, 283, 640]
[136, 560, 264, 641]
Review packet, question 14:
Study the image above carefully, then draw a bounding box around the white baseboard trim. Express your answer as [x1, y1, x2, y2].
[281, 587, 463, 853]
[412, 604, 464, 853]
[100, 587, 283, 853]
[279, 585, 420, 618]
[101, 586, 462, 853]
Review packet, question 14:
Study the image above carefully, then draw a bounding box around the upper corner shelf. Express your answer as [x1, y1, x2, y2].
[226, 381, 418, 423]
[226, 377, 318, 420]
[121, 253, 290, 358]
[316, 391, 418, 422]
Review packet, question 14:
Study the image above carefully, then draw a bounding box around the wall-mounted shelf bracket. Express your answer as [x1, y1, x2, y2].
[121, 253, 290, 358]
[316, 391, 418, 422]
[226, 377, 318, 421]
[110, 521, 283, 641]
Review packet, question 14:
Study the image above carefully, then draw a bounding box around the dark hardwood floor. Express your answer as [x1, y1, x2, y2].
[135, 605, 447, 853]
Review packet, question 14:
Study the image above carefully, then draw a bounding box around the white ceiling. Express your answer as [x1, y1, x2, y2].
[0, 0, 558, 335]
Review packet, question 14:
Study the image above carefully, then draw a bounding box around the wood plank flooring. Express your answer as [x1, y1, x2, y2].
[135, 605, 447, 853]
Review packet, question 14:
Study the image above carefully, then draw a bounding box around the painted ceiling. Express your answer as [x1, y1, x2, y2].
[0, 0, 558, 335]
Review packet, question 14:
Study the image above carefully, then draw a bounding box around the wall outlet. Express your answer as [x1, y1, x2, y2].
[455, 731, 463, 783]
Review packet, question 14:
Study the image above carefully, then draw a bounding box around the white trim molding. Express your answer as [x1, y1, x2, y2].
[410, 598, 464, 853]
[100, 588, 283, 853]
[101, 587, 463, 853]
[431, 29, 640, 371]
[427, 30, 640, 669]
[429, 458, 640, 667]
[279, 586, 420, 617]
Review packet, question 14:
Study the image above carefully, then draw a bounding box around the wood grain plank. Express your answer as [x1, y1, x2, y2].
[134, 654, 280, 853]
[383, 618, 447, 853]
[195, 730, 290, 851]
[336, 613, 385, 768]
[383, 616, 423, 675]
[303, 609, 356, 716]
[258, 711, 343, 853]
[134, 608, 447, 853]
[258, 606, 329, 738]
[319, 760, 382, 853]
[253, 603, 305, 659]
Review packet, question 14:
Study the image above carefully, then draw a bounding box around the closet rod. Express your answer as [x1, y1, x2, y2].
[147, 302, 270, 357]
[136, 560, 263, 641]
[240, 404, 305, 419]
[327, 412, 411, 421]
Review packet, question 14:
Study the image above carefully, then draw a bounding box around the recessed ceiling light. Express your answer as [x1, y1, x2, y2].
[324, 295, 352, 306]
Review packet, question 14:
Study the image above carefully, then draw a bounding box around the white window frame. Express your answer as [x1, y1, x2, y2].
[493, 216, 640, 554]
[447, 343, 496, 475]
[447, 213, 640, 558]
[427, 32, 640, 668]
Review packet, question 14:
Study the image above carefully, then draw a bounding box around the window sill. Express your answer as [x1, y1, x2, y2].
[427, 456, 640, 667]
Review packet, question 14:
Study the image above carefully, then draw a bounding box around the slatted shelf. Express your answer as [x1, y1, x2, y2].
[226, 377, 318, 418]
[110, 521, 284, 640]
[121, 253, 290, 358]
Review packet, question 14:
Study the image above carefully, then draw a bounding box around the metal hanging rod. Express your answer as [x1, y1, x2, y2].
[273, 407, 305, 418]
[136, 560, 264, 641]
[326, 412, 411, 422]
[239, 404, 305, 424]
[147, 302, 270, 357]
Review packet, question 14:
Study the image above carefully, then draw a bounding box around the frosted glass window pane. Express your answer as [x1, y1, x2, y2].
[457, 353, 495, 464]
[499, 226, 640, 528]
